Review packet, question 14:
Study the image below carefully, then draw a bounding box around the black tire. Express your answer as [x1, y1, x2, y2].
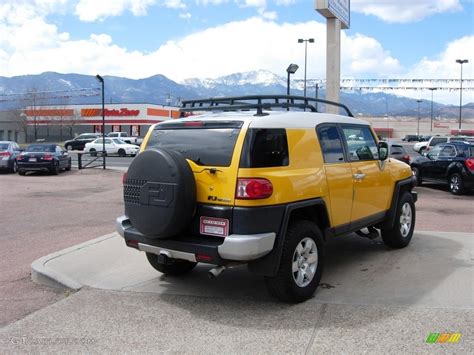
[51, 162, 60, 175]
[18, 170, 26, 176]
[419, 147, 426, 155]
[118, 148, 126, 157]
[146, 253, 197, 276]
[65, 158, 72, 171]
[10, 160, 18, 173]
[448, 173, 465, 195]
[264, 221, 324, 303]
[124, 149, 196, 239]
[381, 192, 415, 248]
[89, 148, 97, 157]
[411, 166, 422, 186]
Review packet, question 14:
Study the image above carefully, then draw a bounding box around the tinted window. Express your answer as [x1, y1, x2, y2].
[147, 124, 241, 167]
[390, 145, 405, 155]
[27, 144, 55, 152]
[342, 126, 378, 161]
[428, 145, 442, 158]
[240, 129, 289, 168]
[317, 125, 345, 163]
[439, 145, 456, 157]
[430, 137, 447, 146]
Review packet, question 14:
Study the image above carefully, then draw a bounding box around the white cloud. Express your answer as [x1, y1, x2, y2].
[74, 0, 185, 22]
[352, 0, 462, 23]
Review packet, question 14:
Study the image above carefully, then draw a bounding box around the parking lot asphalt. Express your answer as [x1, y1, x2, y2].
[1, 163, 473, 353]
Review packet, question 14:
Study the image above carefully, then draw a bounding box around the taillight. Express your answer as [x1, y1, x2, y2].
[0, 152, 11, 157]
[184, 121, 203, 127]
[43, 154, 53, 161]
[18, 154, 25, 161]
[466, 158, 474, 172]
[403, 154, 410, 162]
[236, 178, 273, 199]
[122, 172, 128, 184]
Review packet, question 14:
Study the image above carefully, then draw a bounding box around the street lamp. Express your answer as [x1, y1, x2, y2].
[416, 99, 422, 137]
[428, 88, 437, 132]
[455, 59, 469, 131]
[298, 38, 314, 97]
[95, 74, 106, 169]
[286, 64, 299, 111]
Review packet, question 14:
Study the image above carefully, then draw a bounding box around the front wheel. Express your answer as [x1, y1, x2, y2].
[411, 167, 422, 186]
[146, 253, 197, 276]
[449, 173, 465, 195]
[89, 148, 97, 157]
[118, 148, 126, 157]
[264, 221, 324, 303]
[381, 192, 415, 248]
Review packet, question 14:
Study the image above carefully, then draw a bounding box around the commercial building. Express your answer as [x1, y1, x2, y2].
[0, 103, 180, 143]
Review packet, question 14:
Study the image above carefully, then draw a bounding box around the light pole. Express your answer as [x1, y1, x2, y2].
[286, 64, 298, 110]
[95, 74, 106, 169]
[416, 99, 422, 137]
[428, 88, 437, 132]
[298, 38, 314, 97]
[456, 59, 468, 132]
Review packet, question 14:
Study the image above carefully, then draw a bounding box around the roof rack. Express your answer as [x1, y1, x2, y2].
[179, 95, 354, 117]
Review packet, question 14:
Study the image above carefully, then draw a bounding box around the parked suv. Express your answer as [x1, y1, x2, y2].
[413, 135, 471, 154]
[116, 96, 417, 303]
[411, 141, 474, 194]
[64, 133, 101, 151]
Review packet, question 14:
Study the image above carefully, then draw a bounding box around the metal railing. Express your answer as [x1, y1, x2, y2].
[77, 151, 106, 170]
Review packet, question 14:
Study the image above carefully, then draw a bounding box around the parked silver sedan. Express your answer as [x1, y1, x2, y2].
[0, 141, 22, 173]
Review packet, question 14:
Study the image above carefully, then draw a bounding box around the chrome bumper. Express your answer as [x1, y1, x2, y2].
[116, 215, 275, 262]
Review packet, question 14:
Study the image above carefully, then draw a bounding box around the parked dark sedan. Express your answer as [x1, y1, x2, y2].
[0, 141, 22, 173]
[64, 133, 101, 151]
[410, 141, 474, 195]
[17, 144, 71, 175]
[389, 144, 410, 164]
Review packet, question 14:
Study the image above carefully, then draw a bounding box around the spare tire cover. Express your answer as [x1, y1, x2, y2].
[124, 148, 196, 238]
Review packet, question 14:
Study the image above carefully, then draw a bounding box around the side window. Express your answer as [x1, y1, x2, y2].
[430, 137, 447, 146]
[104, 139, 112, 144]
[342, 126, 378, 161]
[439, 145, 456, 157]
[317, 125, 345, 163]
[240, 129, 289, 168]
[428, 145, 442, 158]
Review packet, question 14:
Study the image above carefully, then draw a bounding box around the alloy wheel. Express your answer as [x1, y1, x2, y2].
[292, 237, 318, 287]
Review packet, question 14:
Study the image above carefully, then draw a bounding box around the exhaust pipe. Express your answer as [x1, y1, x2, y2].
[208, 265, 226, 279]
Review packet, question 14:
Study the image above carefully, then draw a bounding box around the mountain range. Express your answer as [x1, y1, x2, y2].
[0, 71, 472, 118]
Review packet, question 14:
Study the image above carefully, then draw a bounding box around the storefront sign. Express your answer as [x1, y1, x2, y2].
[316, 0, 350, 29]
[81, 108, 140, 117]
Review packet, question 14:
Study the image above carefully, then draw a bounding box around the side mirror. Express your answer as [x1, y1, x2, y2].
[378, 141, 389, 161]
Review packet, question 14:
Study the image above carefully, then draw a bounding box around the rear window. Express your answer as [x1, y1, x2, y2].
[390, 145, 406, 155]
[0, 143, 9, 150]
[239, 128, 289, 168]
[27, 144, 55, 152]
[146, 121, 242, 167]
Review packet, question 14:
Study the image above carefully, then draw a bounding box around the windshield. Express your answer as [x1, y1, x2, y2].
[112, 139, 126, 144]
[146, 122, 242, 167]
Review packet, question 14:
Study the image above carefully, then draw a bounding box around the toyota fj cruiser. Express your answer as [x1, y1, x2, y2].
[116, 95, 417, 303]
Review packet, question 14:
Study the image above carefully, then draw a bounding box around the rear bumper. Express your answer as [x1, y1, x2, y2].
[0, 159, 11, 169]
[116, 215, 276, 263]
[18, 162, 53, 171]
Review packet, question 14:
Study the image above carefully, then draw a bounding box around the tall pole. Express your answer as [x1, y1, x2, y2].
[456, 59, 468, 131]
[298, 38, 314, 98]
[416, 99, 422, 137]
[96, 74, 106, 169]
[428, 88, 436, 132]
[315, 83, 319, 112]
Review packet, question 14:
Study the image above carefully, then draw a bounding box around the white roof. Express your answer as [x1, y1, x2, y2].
[173, 110, 369, 129]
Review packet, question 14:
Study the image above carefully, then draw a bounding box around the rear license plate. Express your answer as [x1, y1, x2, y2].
[200, 217, 229, 237]
[29, 158, 37, 162]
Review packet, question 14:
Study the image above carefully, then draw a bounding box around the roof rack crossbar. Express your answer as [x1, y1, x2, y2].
[180, 95, 353, 117]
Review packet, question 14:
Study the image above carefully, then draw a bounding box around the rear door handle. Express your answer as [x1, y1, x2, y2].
[353, 173, 366, 181]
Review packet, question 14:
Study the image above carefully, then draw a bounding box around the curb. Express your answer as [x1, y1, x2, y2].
[31, 232, 118, 291]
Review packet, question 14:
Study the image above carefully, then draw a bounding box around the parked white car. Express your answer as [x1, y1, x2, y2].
[413, 136, 472, 154]
[84, 138, 140, 157]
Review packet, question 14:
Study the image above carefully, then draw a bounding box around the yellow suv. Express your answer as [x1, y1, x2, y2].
[116, 95, 417, 303]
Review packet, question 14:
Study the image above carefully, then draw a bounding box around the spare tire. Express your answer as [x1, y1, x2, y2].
[124, 149, 196, 238]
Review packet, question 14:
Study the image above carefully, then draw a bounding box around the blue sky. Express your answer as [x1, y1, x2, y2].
[0, 0, 473, 103]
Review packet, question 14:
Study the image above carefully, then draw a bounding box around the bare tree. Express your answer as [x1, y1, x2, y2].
[20, 87, 50, 141]
[64, 111, 81, 139]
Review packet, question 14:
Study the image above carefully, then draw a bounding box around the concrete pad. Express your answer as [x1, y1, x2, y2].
[0, 289, 472, 353]
[31, 231, 474, 309]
